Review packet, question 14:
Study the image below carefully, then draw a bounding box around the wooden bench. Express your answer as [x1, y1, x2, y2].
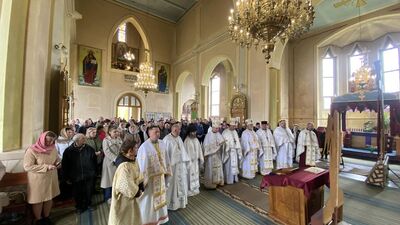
[0, 172, 32, 225]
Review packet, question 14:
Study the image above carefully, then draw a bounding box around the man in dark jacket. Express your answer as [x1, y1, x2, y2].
[62, 133, 97, 213]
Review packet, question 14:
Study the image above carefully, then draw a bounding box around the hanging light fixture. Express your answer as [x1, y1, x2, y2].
[228, 0, 315, 63]
[134, 50, 157, 96]
[348, 4, 375, 100]
[124, 51, 135, 61]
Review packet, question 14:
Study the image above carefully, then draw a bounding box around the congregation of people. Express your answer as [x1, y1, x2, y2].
[23, 116, 322, 225]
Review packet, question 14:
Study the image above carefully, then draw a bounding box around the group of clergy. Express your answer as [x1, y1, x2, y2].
[132, 119, 320, 225]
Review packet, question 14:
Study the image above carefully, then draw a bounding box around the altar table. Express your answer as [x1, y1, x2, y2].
[260, 168, 329, 225]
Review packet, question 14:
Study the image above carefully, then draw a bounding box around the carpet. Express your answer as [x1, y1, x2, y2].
[53, 186, 275, 225]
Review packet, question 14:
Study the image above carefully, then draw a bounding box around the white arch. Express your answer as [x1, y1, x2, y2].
[107, 15, 152, 74]
[175, 70, 193, 93]
[317, 14, 400, 48]
[175, 70, 195, 119]
[113, 91, 146, 118]
[202, 55, 235, 86]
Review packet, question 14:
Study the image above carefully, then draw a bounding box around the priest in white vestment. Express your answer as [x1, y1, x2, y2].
[203, 120, 225, 189]
[296, 122, 320, 167]
[184, 124, 204, 196]
[240, 119, 260, 179]
[137, 126, 172, 225]
[222, 120, 242, 184]
[163, 123, 190, 210]
[274, 120, 295, 169]
[256, 121, 277, 175]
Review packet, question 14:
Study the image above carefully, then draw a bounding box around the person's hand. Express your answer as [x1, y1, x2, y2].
[95, 151, 101, 156]
[47, 164, 57, 170]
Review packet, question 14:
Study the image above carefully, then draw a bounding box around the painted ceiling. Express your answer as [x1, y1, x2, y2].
[312, 0, 400, 30]
[112, 0, 400, 28]
[114, 0, 198, 23]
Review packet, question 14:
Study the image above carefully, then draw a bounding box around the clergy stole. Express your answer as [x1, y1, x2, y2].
[151, 142, 169, 210]
[296, 130, 319, 166]
[222, 129, 242, 174]
[203, 132, 225, 185]
[242, 129, 259, 173]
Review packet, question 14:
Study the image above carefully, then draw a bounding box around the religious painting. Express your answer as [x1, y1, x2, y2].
[230, 93, 247, 123]
[155, 61, 170, 94]
[111, 42, 140, 72]
[78, 45, 102, 87]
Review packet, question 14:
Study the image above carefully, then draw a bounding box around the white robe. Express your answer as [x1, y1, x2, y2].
[256, 128, 277, 175]
[203, 131, 225, 189]
[296, 129, 319, 166]
[222, 129, 242, 184]
[137, 139, 172, 225]
[273, 127, 295, 169]
[240, 129, 260, 179]
[163, 134, 190, 211]
[184, 137, 204, 196]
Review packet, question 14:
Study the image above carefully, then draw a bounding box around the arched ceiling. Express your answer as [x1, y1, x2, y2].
[312, 0, 400, 30]
[111, 0, 198, 23]
[108, 0, 400, 30]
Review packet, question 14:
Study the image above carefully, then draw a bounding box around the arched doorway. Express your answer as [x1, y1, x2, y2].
[175, 71, 196, 119]
[182, 99, 198, 121]
[116, 93, 142, 120]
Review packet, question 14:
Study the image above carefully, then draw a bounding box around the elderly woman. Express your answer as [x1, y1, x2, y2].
[55, 127, 74, 158]
[124, 124, 141, 145]
[108, 140, 143, 225]
[86, 127, 103, 177]
[100, 126, 122, 204]
[24, 131, 60, 225]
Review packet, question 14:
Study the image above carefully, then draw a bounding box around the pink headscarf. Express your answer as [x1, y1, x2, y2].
[30, 131, 55, 154]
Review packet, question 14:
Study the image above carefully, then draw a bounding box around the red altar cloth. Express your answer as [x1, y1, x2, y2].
[260, 168, 330, 198]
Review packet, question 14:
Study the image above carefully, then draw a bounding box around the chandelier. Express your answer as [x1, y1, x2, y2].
[349, 64, 376, 100]
[228, 0, 315, 63]
[134, 50, 157, 96]
[124, 51, 135, 61]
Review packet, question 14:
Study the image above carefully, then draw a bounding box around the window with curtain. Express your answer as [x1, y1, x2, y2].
[210, 75, 220, 116]
[321, 50, 336, 109]
[116, 94, 141, 121]
[381, 41, 400, 93]
[118, 23, 126, 43]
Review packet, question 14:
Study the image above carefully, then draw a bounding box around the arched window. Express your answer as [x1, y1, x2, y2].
[118, 23, 126, 43]
[209, 74, 220, 116]
[321, 49, 336, 109]
[349, 45, 365, 78]
[381, 40, 400, 93]
[116, 94, 142, 120]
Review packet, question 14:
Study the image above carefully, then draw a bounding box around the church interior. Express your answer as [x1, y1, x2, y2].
[1, 0, 400, 224]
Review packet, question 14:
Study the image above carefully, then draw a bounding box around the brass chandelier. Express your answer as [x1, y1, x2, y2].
[228, 0, 315, 63]
[134, 50, 157, 96]
[349, 64, 376, 100]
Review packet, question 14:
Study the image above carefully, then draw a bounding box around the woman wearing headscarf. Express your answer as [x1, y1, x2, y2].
[124, 123, 141, 145]
[55, 127, 74, 158]
[24, 131, 60, 225]
[100, 126, 122, 204]
[56, 127, 74, 200]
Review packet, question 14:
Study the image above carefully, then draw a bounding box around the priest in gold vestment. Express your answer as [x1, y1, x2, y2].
[137, 126, 172, 225]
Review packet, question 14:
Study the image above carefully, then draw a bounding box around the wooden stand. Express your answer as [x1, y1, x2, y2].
[268, 186, 324, 225]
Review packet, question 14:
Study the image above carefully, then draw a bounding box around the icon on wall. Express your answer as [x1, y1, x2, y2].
[155, 61, 170, 94]
[78, 45, 102, 87]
